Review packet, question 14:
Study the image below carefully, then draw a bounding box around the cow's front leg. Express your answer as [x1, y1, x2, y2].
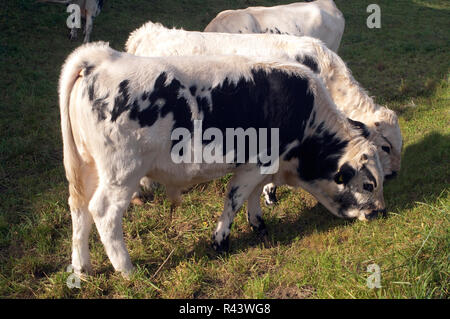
[212, 169, 268, 253]
[69, 27, 78, 41]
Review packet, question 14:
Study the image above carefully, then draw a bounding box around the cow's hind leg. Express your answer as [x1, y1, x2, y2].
[69, 27, 78, 41]
[88, 181, 138, 277]
[70, 164, 97, 275]
[212, 169, 267, 253]
[83, 13, 94, 43]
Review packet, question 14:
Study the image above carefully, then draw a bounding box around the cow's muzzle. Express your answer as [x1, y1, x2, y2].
[366, 208, 387, 220]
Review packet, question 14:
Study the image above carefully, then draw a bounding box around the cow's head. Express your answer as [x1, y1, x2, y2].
[371, 108, 402, 179]
[276, 125, 386, 221]
[306, 141, 386, 221]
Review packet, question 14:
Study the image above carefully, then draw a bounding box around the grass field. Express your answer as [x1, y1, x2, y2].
[0, 0, 449, 299]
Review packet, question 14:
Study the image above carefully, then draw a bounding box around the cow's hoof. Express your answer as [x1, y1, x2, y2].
[250, 215, 268, 236]
[211, 233, 230, 254]
[264, 192, 278, 206]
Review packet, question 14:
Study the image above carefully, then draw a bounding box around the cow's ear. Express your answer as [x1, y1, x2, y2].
[334, 163, 356, 185]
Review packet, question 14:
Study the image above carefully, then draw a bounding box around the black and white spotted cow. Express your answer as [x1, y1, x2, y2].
[204, 0, 345, 52]
[60, 42, 385, 276]
[38, 0, 104, 43]
[126, 22, 402, 205]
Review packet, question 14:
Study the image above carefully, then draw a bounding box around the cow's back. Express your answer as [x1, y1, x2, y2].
[204, 0, 344, 52]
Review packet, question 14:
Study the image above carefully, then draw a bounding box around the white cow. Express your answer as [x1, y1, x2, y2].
[60, 42, 385, 276]
[204, 0, 345, 52]
[37, 0, 104, 43]
[126, 22, 402, 204]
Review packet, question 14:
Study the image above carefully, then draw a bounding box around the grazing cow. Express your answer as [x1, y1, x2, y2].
[60, 42, 385, 276]
[204, 0, 345, 52]
[126, 22, 402, 205]
[37, 0, 104, 43]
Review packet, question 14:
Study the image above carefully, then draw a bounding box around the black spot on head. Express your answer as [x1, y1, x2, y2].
[285, 127, 349, 181]
[334, 162, 356, 185]
[348, 118, 370, 138]
[189, 85, 197, 96]
[296, 55, 319, 73]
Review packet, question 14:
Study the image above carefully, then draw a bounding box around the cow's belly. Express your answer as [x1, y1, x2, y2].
[147, 160, 237, 188]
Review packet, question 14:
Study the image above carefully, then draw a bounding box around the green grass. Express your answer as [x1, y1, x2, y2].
[0, 0, 449, 299]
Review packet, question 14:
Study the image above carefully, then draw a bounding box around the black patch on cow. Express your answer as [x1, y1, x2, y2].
[348, 118, 370, 138]
[111, 80, 131, 122]
[92, 93, 109, 122]
[109, 72, 193, 133]
[334, 162, 356, 185]
[155, 73, 193, 133]
[199, 69, 315, 165]
[285, 125, 349, 181]
[82, 61, 95, 77]
[296, 55, 319, 73]
[189, 85, 197, 96]
[130, 99, 159, 127]
[84, 73, 108, 122]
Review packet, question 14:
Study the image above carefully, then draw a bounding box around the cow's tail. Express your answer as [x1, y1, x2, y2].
[58, 41, 112, 207]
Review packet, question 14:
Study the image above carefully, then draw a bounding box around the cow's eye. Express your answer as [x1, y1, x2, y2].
[382, 146, 391, 154]
[363, 183, 374, 192]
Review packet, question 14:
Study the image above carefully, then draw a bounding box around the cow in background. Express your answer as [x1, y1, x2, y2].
[37, 0, 104, 43]
[204, 0, 345, 52]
